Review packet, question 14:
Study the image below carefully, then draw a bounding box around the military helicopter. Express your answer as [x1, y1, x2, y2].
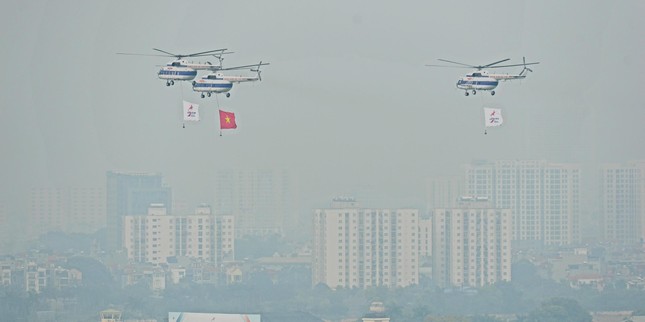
[426, 57, 539, 96]
[116, 48, 232, 86]
[192, 61, 269, 98]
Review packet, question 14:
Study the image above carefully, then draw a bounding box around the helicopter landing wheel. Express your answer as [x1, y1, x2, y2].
[226, 93, 231, 98]
[201, 93, 205, 98]
[472, 90, 477, 95]
[464, 91, 469, 96]
[207, 93, 211, 97]
[166, 81, 171, 87]
[491, 91, 496, 96]
[170, 80, 175, 85]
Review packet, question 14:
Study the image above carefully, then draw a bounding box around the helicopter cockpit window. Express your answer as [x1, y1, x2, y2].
[172, 62, 180, 67]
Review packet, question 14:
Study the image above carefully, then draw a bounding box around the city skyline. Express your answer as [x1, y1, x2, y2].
[3, 157, 645, 253]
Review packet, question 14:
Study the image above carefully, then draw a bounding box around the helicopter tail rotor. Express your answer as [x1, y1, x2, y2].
[211, 51, 234, 68]
[519, 57, 534, 76]
[251, 61, 264, 81]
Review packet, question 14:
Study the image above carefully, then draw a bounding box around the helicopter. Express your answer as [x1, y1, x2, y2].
[192, 61, 269, 98]
[426, 57, 539, 96]
[116, 48, 233, 86]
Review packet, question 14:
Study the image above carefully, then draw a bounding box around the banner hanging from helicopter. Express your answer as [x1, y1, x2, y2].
[183, 101, 200, 122]
[484, 108, 503, 127]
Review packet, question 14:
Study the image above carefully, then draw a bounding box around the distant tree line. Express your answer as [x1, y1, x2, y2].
[2, 234, 645, 322]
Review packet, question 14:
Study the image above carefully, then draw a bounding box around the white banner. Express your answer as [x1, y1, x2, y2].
[183, 101, 200, 122]
[484, 108, 503, 127]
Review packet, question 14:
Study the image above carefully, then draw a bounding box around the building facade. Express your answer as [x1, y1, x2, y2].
[106, 171, 172, 251]
[601, 161, 645, 245]
[27, 187, 106, 240]
[464, 160, 580, 245]
[214, 169, 295, 237]
[418, 218, 432, 258]
[124, 204, 234, 265]
[432, 197, 512, 288]
[426, 176, 463, 209]
[312, 198, 419, 289]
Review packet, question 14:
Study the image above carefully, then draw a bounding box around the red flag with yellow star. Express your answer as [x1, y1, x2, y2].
[219, 110, 237, 129]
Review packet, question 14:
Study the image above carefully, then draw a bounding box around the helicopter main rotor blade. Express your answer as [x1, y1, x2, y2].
[116, 52, 172, 57]
[186, 48, 229, 57]
[212, 51, 235, 56]
[219, 62, 270, 71]
[483, 58, 511, 68]
[437, 59, 475, 68]
[487, 62, 540, 69]
[425, 64, 473, 68]
[152, 48, 178, 57]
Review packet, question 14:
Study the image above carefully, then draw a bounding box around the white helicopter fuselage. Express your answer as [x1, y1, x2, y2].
[456, 74, 499, 91]
[157, 60, 220, 82]
[192, 73, 259, 94]
[158, 66, 198, 81]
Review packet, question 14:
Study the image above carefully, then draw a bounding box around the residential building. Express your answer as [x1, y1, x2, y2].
[464, 160, 580, 246]
[1, 262, 11, 285]
[123, 204, 234, 265]
[600, 161, 645, 245]
[106, 171, 172, 251]
[214, 169, 294, 237]
[426, 176, 463, 209]
[22, 262, 81, 293]
[418, 218, 432, 258]
[27, 187, 105, 240]
[25, 262, 48, 293]
[432, 197, 512, 288]
[0, 203, 9, 251]
[312, 198, 419, 289]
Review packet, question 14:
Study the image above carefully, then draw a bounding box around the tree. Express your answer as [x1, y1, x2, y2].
[524, 297, 591, 322]
[472, 316, 502, 322]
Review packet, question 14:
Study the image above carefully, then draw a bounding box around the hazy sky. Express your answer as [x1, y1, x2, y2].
[1, 0, 644, 213]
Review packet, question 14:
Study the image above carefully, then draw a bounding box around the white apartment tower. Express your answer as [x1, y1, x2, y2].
[124, 204, 234, 265]
[432, 197, 512, 288]
[601, 161, 645, 245]
[312, 198, 419, 289]
[464, 160, 580, 245]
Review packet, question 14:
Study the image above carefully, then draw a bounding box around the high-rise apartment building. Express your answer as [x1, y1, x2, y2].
[0, 203, 10, 252]
[106, 171, 172, 251]
[124, 204, 234, 265]
[28, 187, 106, 239]
[426, 176, 463, 209]
[601, 161, 645, 245]
[464, 160, 580, 246]
[432, 197, 512, 288]
[214, 169, 294, 237]
[418, 218, 432, 258]
[312, 198, 419, 289]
